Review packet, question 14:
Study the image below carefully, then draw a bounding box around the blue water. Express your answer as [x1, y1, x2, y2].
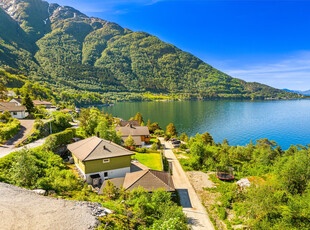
[103, 100, 310, 149]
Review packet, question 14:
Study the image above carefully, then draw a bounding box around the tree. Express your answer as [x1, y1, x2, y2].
[9, 149, 39, 187]
[125, 135, 135, 148]
[179, 133, 189, 142]
[166, 123, 177, 136]
[131, 112, 144, 125]
[22, 93, 35, 114]
[222, 138, 229, 146]
[0, 83, 7, 99]
[101, 180, 119, 200]
[201, 132, 214, 145]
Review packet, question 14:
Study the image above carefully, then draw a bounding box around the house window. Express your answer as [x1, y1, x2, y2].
[103, 159, 110, 164]
[104, 172, 108, 177]
[13, 112, 17, 115]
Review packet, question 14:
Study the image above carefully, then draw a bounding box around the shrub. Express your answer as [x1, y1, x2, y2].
[136, 147, 147, 153]
[151, 143, 158, 151]
[44, 128, 76, 151]
[0, 118, 20, 142]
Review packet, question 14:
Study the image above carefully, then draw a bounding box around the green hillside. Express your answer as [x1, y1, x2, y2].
[0, 0, 302, 100]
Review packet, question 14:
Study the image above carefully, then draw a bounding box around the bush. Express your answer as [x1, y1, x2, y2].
[179, 143, 187, 150]
[136, 147, 147, 153]
[0, 118, 20, 142]
[44, 128, 76, 151]
[151, 143, 158, 151]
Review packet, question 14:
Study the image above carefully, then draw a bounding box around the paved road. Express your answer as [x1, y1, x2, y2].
[160, 139, 215, 230]
[0, 119, 46, 159]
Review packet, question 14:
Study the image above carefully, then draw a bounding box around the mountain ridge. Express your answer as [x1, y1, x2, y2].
[0, 0, 302, 101]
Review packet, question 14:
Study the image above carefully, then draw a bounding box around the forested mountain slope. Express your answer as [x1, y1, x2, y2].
[0, 0, 300, 99]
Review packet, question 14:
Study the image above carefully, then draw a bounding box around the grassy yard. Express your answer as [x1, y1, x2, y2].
[132, 152, 162, 171]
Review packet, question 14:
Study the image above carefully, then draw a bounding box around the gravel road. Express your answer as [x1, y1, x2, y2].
[0, 183, 99, 230]
[160, 139, 215, 230]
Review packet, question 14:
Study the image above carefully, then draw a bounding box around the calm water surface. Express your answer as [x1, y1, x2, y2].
[103, 100, 310, 149]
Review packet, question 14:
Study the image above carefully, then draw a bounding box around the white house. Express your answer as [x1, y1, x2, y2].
[0, 102, 28, 119]
[9, 98, 22, 106]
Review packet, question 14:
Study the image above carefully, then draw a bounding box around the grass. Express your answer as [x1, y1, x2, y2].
[132, 152, 162, 171]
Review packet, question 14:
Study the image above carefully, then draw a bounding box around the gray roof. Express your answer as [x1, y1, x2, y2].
[99, 169, 175, 194]
[119, 120, 140, 127]
[115, 125, 150, 137]
[10, 98, 22, 104]
[0, 102, 26, 112]
[67, 136, 135, 162]
[123, 169, 175, 192]
[33, 100, 52, 106]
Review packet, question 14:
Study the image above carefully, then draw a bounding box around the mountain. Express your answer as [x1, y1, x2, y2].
[0, 0, 301, 101]
[282, 89, 310, 96]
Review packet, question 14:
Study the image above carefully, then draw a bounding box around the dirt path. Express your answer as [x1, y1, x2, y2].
[160, 139, 215, 230]
[0, 183, 99, 230]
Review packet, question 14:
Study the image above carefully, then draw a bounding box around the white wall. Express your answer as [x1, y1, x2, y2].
[10, 111, 28, 119]
[84, 167, 130, 184]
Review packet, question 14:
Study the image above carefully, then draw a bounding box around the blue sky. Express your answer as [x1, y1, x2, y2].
[47, 0, 310, 90]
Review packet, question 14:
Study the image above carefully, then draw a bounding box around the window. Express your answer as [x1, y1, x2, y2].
[103, 159, 110, 163]
[104, 172, 108, 177]
[13, 112, 17, 115]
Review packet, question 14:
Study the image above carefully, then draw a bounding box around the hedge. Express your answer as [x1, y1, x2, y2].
[44, 128, 76, 151]
[0, 118, 20, 143]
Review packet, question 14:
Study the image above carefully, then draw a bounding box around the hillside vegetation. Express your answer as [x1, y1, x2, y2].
[0, 0, 301, 100]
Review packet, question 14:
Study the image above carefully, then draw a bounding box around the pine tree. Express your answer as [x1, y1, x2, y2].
[22, 93, 35, 114]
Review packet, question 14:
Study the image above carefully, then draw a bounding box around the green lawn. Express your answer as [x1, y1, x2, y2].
[132, 152, 162, 171]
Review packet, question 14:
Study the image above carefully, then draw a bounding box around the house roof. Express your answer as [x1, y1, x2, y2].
[121, 136, 142, 146]
[33, 100, 52, 106]
[115, 125, 150, 137]
[67, 136, 135, 162]
[123, 169, 175, 192]
[119, 120, 140, 127]
[61, 109, 72, 112]
[98, 169, 175, 194]
[99, 177, 125, 195]
[0, 102, 26, 112]
[10, 98, 22, 104]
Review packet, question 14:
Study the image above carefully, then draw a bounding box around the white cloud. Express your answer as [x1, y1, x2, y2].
[224, 52, 310, 90]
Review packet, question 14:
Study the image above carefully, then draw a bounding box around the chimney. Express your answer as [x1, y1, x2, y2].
[96, 131, 100, 137]
[130, 124, 132, 128]
[103, 145, 106, 150]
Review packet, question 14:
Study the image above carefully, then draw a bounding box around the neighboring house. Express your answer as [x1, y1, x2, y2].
[115, 124, 150, 147]
[119, 120, 140, 127]
[0, 102, 28, 119]
[99, 169, 175, 194]
[60, 108, 73, 114]
[5, 91, 16, 97]
[67, 136, 135, 184]
[9, 98, 22, 106]
[33, 100, 52, 108]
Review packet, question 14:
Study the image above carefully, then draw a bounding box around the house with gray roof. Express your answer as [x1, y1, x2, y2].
[0, 102, 28, 119]
[99, 169, 175, 194]
[67, 136, 135, 184]
[115, 124, 150, 147]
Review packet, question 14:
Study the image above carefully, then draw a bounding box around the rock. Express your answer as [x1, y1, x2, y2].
[236, 178, 251, 189]
[32, 189, 46, 195]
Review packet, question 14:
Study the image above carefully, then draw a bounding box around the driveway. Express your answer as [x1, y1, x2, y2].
[160, 139, 215, 230]
[0, 119, 38, 158]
